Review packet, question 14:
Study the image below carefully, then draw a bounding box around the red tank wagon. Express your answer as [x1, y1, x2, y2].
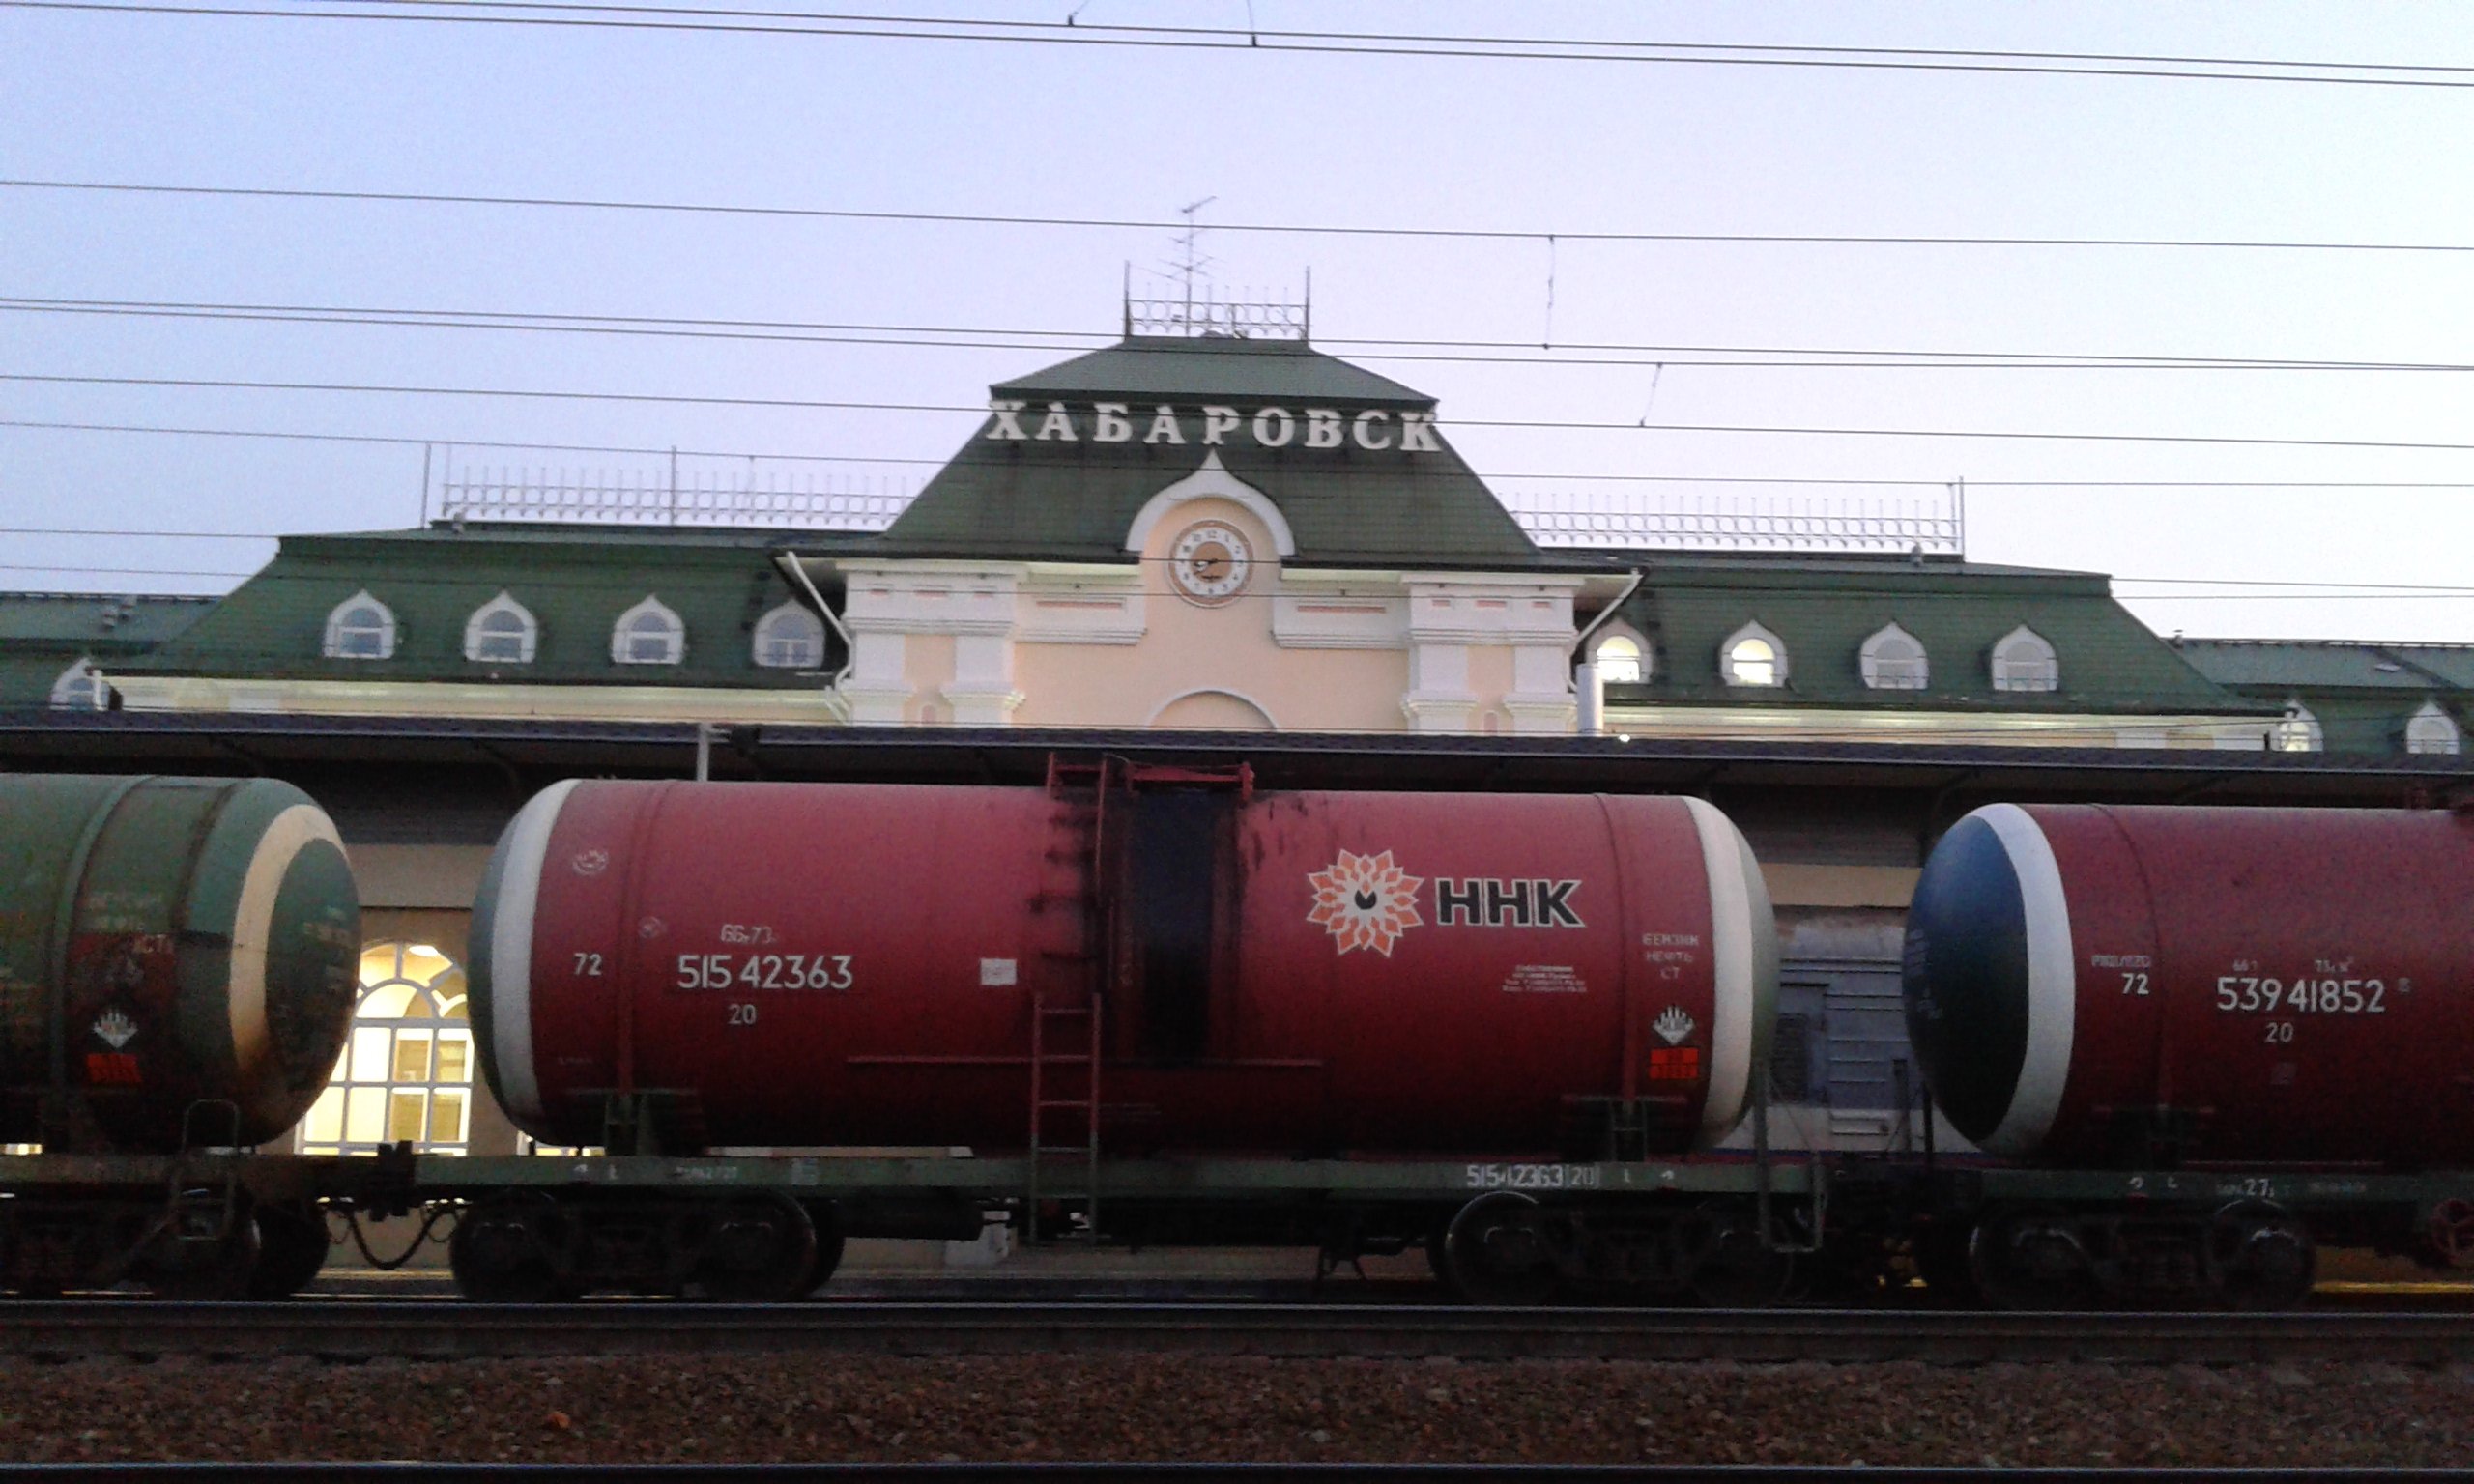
[471, 771, 1777, 1161]
[1905, 803, 2474, 1168]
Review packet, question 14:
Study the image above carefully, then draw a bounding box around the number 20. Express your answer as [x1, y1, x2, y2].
[727, 1002, 758, 1027]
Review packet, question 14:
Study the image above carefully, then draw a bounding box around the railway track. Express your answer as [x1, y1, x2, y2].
[9, 1300, 2474, 1365]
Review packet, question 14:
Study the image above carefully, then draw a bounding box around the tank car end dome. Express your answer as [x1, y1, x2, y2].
[467, 779, 580, 1140]
[1683, 797, 1778, 1144]
[1902, 804, 2074, 1156]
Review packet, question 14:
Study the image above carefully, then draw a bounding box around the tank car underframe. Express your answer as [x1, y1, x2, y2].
[8, 1152, 2469, 1307]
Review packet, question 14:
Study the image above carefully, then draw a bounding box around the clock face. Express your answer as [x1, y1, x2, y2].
[1170, 521, 1252, 606]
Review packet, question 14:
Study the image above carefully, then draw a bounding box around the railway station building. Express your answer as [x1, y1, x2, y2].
[6, 313, 2470, 1212]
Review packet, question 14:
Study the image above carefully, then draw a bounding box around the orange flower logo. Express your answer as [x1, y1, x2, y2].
[1307, 849, 1426, 956]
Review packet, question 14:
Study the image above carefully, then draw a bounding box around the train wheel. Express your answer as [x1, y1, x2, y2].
[449, 1196, 569, 1302]
[2208, 1202, 2316, 1311]
[1680, 1203, 1793, 1308]
[149, 1220, 262, 1299]
[691, 1195, 818, 1302]
[1440, 1192, 1556, 1304]
[801, 1208, 848, 1297]
[246, 1203, 332, 1299]
[1969, 1207, 2096, 1310]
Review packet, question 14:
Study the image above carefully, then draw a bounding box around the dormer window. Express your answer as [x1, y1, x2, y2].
[1991, 626, 2059, 693]
[464, 593, 538, 665]
[1721, 621, 1787, 687]
[612, 596, 685, 666]
[2272, 699, 2323, 753]
[752, 601, 827, 670]
[323, 591, 396, 660]
[1859, 623, 1929, 691]
[50, 656, 106, 708]
[2406, 699, 2460, 756]
[1592, 632, 1647, 685]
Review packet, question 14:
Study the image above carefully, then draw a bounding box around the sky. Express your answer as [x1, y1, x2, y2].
[5, 1, 2473, 642]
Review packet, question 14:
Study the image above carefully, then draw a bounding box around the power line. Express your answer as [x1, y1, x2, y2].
[19, 416, 2474, 492]
[8, 3, 2473, 90]
[8, 297, 2469, 373]
[17, 371, 2474, 454]
[8, 178, 2470, 255]
[8, 545, 2474, 601]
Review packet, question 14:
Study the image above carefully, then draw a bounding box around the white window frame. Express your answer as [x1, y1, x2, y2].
[463, 591, 539, 665]
[1590, 628, 1649, 685]
[611, 595, 686, 666]
[322, 590, 397, 661]
[1720, 620, 1788, 688]
[2272, 699, 2323, 753]
[2405, 699, 2460, 756]
[1990, 625, 2059, 693]
[751, 600, 827, 670]
[49, 655, 107, 708]
[1859, 622, 1929, 691]
[297, 941, 475, 1156]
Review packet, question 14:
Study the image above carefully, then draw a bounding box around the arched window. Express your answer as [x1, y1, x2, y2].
[2405, 699, 2460, 756]
[1991, 625, 2059, 693]
[49, 656, 106, 709]
[751, 601, 826, 669]
[464, 592, 538, 664]
[612, 596, 685, 665]
[1592, 632, 1647, 685]
[1859, 623, 1929, 691]
[323, 590, 396, 660]
[1720, 621, 1787, 687]
[2272, 699, 2323, 753]
[298, 941, 473, 1156]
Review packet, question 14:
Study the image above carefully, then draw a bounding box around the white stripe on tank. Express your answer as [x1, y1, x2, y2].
[488, 779, 581, 1126]
[227, 803, 347, 1084]
[1684, 796, 1760, 1143]
[1976, 803, 2078, 1157]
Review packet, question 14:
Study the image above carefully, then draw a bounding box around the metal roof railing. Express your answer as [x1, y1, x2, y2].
[433, 467, 912, 530]
[1501, 489, 1966, 556]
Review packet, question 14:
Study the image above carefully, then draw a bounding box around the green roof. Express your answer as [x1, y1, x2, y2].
[2175, 639, 2474, 692]
[119, 527, 841, 687]
[1602, 557, 2246, 713]
[2172, 639, 2471, 753]
[992, 335, 1434, 406]
[886, 337, 1543, 566]
[0, 593, 216, 705]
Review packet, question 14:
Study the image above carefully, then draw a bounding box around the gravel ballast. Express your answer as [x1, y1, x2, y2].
[3, 1354, 2471, 1467]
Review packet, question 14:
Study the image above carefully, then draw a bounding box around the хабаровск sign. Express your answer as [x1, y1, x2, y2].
[985, 401, 1444, 452]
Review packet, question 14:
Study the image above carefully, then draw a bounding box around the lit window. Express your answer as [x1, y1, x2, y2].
[298, 941, 474, 1156]
[1721, 622, 1787, 687]
[1860, 623, 1929, 691]
[1593, 633, 1647, 685]
[323, 590, 396, 660]
[49, 656, 106, 709]
[463, 592, 538, 664]
[751, 601, 827, 670]
[611, 596, 685, 665]
[2405, 700, 2460, 756]
[1991, 626, 2059, 693]
[2272, 700, 2322, 753]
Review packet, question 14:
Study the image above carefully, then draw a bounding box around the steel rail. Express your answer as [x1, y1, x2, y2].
[8, 1300, 2474, 1365]
[0, 1465, 2454, 1482]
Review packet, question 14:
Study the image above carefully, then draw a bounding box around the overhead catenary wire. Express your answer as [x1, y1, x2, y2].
[8, 178, 2473, 256]
[8, 3, 2474, 91]
[8, 554, 2474, 603]
[16, 371, 2474, 455]
[5, 296, 2469, 373]
[19, 415, 2474, 491]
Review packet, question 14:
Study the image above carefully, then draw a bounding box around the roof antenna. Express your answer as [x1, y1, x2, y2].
[1173, 195, 1217, 333]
